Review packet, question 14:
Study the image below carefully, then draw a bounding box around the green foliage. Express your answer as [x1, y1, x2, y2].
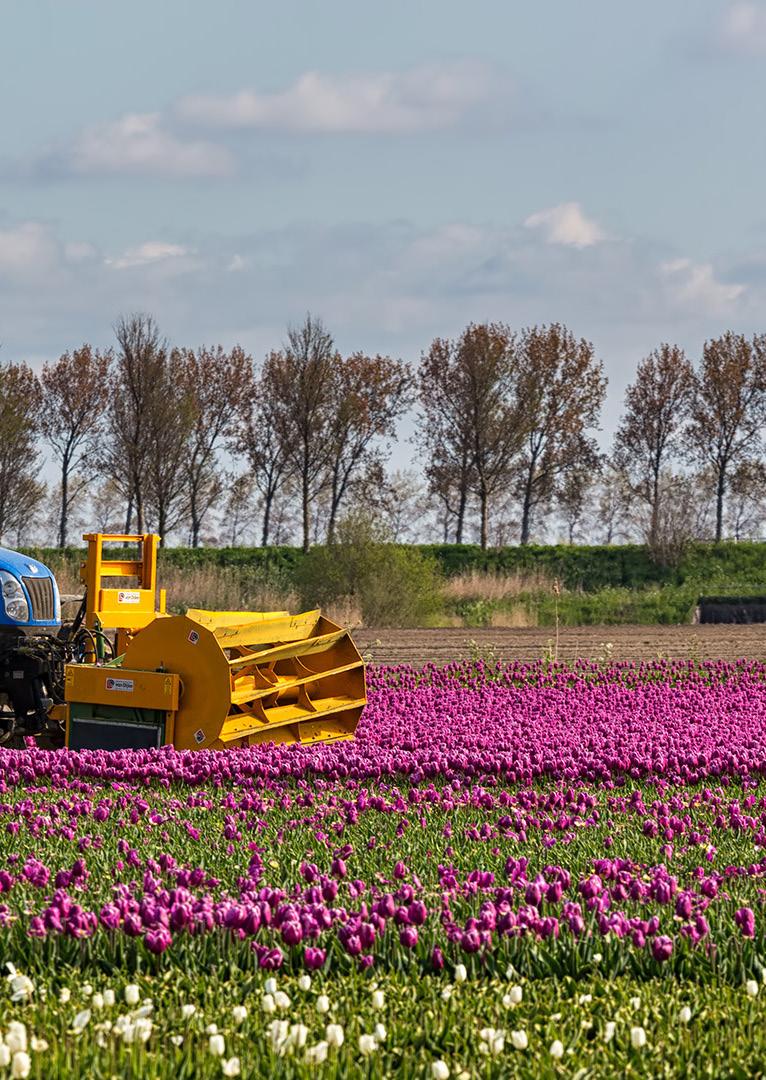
[293, 513, 443, 627]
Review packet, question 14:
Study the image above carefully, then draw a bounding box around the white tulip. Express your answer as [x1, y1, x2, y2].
[679, 1006, 692, 1024]
[9, 976, 34, 1003]
[72, 1009, 91, 1034]
[170, 1035, 183, 1047]
[630, 996, 641, 1011]
[29, 1038, 48, 1053]
[261, 994, 276, 1014]
[121, 1022, 137, 1045]
[264, 977, 278, 995]
[454, 964, 467, 983]
[316, 995, 330, 1014]
[0, 1047, 10, 1068]
[209, 1033, 225, 1057]
[59, 987, 71, 1004]
[604, 1021, 616, 1043]
[374, 1023, 387, 1042]
[298, 975, 312, 992]
[289, 1024, 309, 1050]
[103, 989, 116, 1007]
[326, 1023, 344, 1048]
[359, 1034, 378, 1055]
[630, 1026, 647, 1049]
[479, 1028, 505, 1056]
[431, 1061, 450, 1080]
[206, 1023, 219, 1035]
[82, 984, 93, 997]
[372, 989, 385, 1010]
[232, 1005, 247, 1025]
[508, 985, 523, 1005]
[222, 1058, 241, 1077]
[550, 1040, 564, 1059]
[181, 1004, 197, 1020]
[124, 985, 140, 1006]
[305, 1041, 329, 1065]
[135, 1018, 152, 1044]
[746, 980, 759, 998]
[5, 1024, 27, 1054]
[91, 993, 104, 1010]
[267, 1020, 289, 1053]
[511, 1030, 528, 1051]
[274, 991, 290, 1010]
[10, 1051, 30, 1079]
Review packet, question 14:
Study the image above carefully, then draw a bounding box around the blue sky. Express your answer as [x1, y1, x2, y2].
[2, 0, 765, 450]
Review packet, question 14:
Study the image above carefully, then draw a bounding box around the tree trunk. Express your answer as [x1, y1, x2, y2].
[302, 470, 310, 553]
[456, 484, 466, 543]
[716, 465, 725, 542]
[479, 483, 488, 550]
[58, 460, 69, 549]
[190, 485, 201, 548]
[520, 469, 534, 545]
[649, 466, 660, 548]
[124, 495, 133, 534]
[261, 491, 274, 547]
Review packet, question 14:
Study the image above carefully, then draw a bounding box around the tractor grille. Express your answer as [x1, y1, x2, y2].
[22, 576, 55, 622]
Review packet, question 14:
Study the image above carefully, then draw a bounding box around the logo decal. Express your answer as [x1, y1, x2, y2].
[194, 728, 205, 744]
[105, 677, 134, 692]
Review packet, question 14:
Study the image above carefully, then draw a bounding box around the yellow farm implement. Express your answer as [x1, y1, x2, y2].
[43, 533, 366, 751]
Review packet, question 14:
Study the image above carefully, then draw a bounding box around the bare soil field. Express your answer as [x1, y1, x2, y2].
[356, 625, 766, 666]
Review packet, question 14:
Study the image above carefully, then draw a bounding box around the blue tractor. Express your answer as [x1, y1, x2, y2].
[0, 546, 69, 744]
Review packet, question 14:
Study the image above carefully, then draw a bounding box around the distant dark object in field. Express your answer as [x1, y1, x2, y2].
[697, 596, 766, 624]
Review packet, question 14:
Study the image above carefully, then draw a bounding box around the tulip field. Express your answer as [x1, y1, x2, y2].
[3, 660, 766, 1076]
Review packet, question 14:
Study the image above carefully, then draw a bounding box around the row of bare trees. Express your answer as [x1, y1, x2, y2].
[3, 313, 766, 549]
[4, 313, 411, 549]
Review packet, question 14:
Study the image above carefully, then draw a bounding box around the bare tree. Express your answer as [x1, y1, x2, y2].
[613, 344, 693, 547]
[687, 332, 766, 541]
[514, 324, 606, 544]
[106, 314, 167, 531]
[39, 345, 111, 547]
[0, 363, 44, 543]
[417, 337, 474, 543]
[418, 323, 523, 548]
[144, 350, 195, 542]
[178, 345, 252, 547]
[233, 363, 294, 546]
[325, 352, 412, 542]
[262, 315, 337, 552]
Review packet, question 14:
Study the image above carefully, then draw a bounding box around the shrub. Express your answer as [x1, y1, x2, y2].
[294, 512, 443, 627]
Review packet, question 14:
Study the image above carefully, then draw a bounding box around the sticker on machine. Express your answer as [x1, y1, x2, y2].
[194, 728, 205, 744]
[188, 630, 200, 645]
[118, 590, 141, 604]
[105, 677, 134, 692]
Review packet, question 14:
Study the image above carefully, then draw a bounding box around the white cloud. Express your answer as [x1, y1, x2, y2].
[660, 257, 745, 313]
[719, 2, 766, 55]
[523, 202, 606, 248]
[106, 241, 196, 271]
[0, 222, 62, 279]
[176, 61, 503, 134]
[64, 112, 233, 178]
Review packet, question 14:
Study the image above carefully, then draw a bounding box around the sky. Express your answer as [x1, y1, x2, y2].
[2, 0, 765, 462]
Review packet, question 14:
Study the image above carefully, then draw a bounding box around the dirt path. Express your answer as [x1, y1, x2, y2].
[355, 625, 766, 665]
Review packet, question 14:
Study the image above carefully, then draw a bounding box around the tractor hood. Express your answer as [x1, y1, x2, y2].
[0, 548, 60, 629]
[0, 548, 53, 579]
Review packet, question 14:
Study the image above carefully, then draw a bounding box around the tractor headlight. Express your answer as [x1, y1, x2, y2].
[0, 572, 29, 622]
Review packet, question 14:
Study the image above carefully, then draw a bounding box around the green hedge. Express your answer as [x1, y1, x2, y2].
[18, 540, 766, 595]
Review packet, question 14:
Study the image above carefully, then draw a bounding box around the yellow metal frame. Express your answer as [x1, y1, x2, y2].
[81, 533, 166, 634]
[63, 666, 181, 747]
